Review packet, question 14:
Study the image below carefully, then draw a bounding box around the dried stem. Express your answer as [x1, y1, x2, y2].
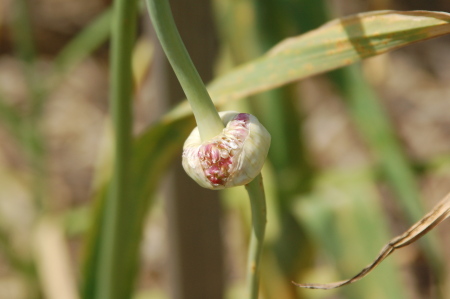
[294, 192, 450, 290]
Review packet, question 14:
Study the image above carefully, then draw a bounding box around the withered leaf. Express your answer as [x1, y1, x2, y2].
[293, 192, 450, 290]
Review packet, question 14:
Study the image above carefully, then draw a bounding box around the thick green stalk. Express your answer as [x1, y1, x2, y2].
[245, 174, 267, 299]
[146, 0, 223, 141]
[94, 0, 137, 298]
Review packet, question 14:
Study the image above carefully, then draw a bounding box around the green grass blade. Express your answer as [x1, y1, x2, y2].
[12, 0, 47, 209]
[3, 7, 112, 144]
[0, 93, 23, 141]
[53, 8, 112, 76]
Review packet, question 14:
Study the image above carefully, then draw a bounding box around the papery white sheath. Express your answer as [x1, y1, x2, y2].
[182, 111, 271, 190]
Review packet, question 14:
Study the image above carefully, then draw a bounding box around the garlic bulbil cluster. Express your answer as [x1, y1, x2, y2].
[182, 111, 271, 190]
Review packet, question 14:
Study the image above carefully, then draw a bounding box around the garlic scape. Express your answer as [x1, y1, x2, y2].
[147, 1, 269, 298]
[182, 111, 271, 190]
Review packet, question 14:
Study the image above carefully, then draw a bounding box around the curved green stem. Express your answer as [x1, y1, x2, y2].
[245, 173, 267, 299]
[145, 0, 223, 141]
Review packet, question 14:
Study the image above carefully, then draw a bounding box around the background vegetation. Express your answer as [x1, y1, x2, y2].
[0, 0, 449, 298]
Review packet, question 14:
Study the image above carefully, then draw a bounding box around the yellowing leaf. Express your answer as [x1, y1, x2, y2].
[165, 10, 450, 121]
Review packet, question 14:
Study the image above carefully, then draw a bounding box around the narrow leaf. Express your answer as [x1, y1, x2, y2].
[165, 10, 450, 121]
[0, 94, 23, 141]
[53, 8, 112, 75]
[293, 192, 450, 289]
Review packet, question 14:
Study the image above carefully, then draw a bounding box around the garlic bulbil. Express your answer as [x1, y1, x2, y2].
[182, 111, 271, 190]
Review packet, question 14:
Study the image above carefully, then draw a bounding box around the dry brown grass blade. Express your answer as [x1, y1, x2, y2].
[293, 192, 450, 290]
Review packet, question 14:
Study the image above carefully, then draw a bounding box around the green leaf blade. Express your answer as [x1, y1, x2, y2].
[166, 10, 450, 120]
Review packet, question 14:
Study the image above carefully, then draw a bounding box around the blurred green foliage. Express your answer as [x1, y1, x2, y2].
[0, 1, 449, 299]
